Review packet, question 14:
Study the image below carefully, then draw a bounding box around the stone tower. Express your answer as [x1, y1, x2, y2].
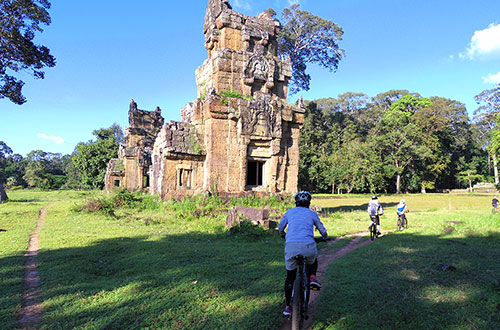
[106, 0, 304, 199]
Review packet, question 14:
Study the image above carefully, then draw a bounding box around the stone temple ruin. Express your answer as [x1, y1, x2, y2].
[105, 0, 304, 199]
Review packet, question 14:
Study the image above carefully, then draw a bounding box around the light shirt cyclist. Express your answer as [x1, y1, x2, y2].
[368, 196, 383, 235]
[278, 191, 327, 317]
[279, 207, 327, 244]
[397, 199, 408, 215]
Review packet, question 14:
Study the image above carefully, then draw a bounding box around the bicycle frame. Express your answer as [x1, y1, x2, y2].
[291, 255, 310, 330]
[369, 215, 378, 240]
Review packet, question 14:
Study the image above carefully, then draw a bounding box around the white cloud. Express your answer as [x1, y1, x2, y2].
[482, 71, 500, 84]
[233, 0, 251, 11]
[36, 133, 65, 144]
[288, 0, 300, 5]
[460, 23, 500, 60]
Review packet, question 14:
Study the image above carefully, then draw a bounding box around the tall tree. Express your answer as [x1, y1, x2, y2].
[474, 84, 500, 184]
[72, 124, 123, 189]
[0, 0, 56, 104]
[278, 4, 344, 94]
[377, 94, 432, 193]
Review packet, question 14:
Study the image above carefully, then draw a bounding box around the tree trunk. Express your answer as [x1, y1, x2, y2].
[468, 173, 472, 192]
[0, 182, 8, 203]
[493, 153, 499, 185]
[488, 153, 491, 174]
[396, 174, 401, 194]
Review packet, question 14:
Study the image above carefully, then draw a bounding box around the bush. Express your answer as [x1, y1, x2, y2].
[111, 189, 138, 207]
[76, 196, 115, 216]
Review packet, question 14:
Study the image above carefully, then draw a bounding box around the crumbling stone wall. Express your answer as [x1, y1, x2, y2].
[105, 100, 164, 192]
[150, 121, 205, 199]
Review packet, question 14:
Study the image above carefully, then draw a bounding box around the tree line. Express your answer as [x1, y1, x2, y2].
[1, 85, 499, 199]
[0, 124, 122, 200]
[298, 86, 500, 194]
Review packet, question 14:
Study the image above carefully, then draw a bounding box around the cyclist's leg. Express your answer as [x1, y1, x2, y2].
[303, 243, 321, 289]
[305, 258, 318, 275]
[285, 268, 297, 307]
[375, 215, 381, 234]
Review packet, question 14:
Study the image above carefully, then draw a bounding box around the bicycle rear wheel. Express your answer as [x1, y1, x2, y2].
[291, 278, 303, 330]
[397, 216, 402, 231]
[370, 224, 376, 240]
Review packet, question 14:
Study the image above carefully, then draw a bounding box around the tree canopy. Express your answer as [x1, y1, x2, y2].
[0, 0, 56, 104]
[299, 90, 487, 194]
[72, 124, 123, 189]
[278, 5, 344, 94]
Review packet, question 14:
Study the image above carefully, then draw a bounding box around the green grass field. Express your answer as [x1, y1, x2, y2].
[1, 190, 499, 329]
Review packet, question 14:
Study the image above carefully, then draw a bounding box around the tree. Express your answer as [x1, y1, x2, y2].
[0, 0, 56, 104]
[61, 154, 81, 190]
[457, 158, 484, 192]
[474, 84, 500, 184]
[376, 94, 433, 193]
[72, 124, 123, 189]
[278, 4, 344, 94]
[0, 141, 13, 202]
[23, 150, 66, 189]
[3, 153, 26, 187]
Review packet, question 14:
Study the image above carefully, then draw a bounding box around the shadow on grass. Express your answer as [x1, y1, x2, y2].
[6, 199, 43, 203]
[1, 229, 286, 330]
[314, 230, 500, 329]
[322, 202, 398, 213]
[0, 252, 25, 329]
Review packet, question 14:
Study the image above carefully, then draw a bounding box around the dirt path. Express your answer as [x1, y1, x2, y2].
[279, 232, 373, 330]
[18, 206, 50, 329]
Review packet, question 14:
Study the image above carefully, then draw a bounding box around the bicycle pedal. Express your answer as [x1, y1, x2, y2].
[311, 286, 320, 291]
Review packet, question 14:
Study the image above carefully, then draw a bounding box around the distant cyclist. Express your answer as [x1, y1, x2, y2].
[492, 196, 499, 214]
[279, 191, 328, 317]
[397, 199, 409, 228]
[368, 196, 383, 236]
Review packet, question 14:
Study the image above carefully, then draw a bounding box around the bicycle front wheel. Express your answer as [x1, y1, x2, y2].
[291, 278, 303, 330]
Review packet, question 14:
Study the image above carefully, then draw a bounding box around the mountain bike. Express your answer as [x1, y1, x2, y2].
[397, 213, 408, 231]
[369, 215, 379, 240]
[290, 255, 311, 330]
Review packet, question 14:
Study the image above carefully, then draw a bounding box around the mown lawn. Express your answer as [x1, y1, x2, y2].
[1, 190, 499, 329]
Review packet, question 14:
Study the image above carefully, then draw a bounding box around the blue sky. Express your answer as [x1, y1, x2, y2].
[1, 0, 500, 156]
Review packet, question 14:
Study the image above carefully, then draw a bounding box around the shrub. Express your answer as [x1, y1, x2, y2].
[111, 189, 138, 207]
[76, 196, 115, 216]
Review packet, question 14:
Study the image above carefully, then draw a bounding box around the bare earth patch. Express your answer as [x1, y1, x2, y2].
[17, 206, 49, 329]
